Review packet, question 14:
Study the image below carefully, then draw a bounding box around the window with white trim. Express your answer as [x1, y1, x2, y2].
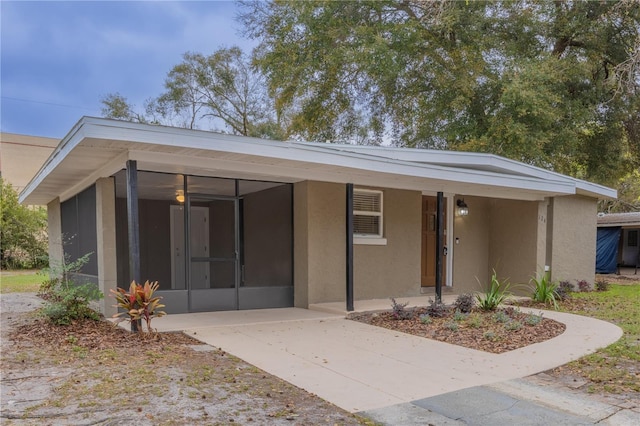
[353, 189, 383, 238]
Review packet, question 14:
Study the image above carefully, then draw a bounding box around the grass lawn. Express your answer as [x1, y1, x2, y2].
[0, 271, 44, 293]
[557, 282, 640, 395]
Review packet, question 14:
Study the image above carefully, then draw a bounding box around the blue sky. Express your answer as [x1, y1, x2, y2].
[1, 0, 255, 138]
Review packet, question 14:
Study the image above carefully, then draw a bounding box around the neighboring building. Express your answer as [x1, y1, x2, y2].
[19, 117, 616, 316]
[596, 212, 640, 274]
[0, 132, 58, 193]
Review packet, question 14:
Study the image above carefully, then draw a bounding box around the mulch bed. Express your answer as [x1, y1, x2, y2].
[9, 316, 198, 352]
[349, 306, 566, 354]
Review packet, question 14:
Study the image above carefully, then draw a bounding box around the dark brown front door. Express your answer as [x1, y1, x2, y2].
[421, 196, 446, 287]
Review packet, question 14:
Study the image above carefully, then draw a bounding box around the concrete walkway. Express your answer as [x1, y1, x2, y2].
[151, 298, 623, 416]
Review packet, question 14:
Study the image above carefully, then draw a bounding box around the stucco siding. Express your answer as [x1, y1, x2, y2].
[293, 182, 309, 307]
[354, 188, 421, 299]
[96, 177, 117, 317]
[452, 196, 491, 293]
[549, 195, 596, 285]
[294, 181, 346, 306]
[46, 198, 63, 278]
[489, 199, 542, 292]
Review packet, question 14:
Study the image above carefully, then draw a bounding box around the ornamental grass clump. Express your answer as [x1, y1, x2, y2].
[111, 280, 166, 332]
[531, 272, 559, 309]
[476, 270, 511, 311]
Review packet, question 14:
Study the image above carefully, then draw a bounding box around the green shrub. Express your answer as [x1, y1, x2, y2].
[525, 312, 544, 326]
[531, 272, 559, 309]
[453, 309, 468, 322]
[40, 253, 102, 325]
[505, 320, 522, 331]
[493, 310, 510, 323]
[476, 270, 511, 311]
[419, 314, 432, 324]
[445, 321, 459, 332]
[467, 313, 482, 328]
[42, 280, 102, 325]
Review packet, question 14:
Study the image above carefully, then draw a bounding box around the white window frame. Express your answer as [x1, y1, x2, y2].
[353, 188, 387, 245]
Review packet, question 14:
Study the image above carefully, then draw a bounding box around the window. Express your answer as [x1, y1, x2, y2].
[628, 230, 638, 247]
[353, 189, 385, 244]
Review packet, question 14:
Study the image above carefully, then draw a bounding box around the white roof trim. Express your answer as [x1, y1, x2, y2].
[19, 116, 616, 205]
[304, 143, 616, 199]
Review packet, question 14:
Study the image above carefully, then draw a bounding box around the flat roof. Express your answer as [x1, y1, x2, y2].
[19, 116, 616, 205]
[597, 212, 640, 228]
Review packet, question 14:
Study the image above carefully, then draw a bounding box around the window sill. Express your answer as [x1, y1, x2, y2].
[354, 237, 387, 246]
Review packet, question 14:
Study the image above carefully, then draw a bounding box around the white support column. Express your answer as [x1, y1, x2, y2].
[96, 177, 118, 317]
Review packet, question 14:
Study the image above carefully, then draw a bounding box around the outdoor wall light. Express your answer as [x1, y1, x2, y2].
[456, 199, 469, 216]
[175, 190, 185, 203]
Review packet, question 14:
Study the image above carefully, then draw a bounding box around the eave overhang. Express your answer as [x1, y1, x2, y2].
[19, 117, 616, 205]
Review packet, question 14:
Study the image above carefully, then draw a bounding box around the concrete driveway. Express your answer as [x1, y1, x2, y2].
[151, 305, 623, 415]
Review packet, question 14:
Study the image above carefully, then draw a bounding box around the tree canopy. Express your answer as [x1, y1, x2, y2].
[240, 0, 640, 187]
[0, 178, 48, 269]
[101, 47, 285, 139]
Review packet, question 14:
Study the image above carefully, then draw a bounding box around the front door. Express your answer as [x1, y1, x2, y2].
[421, 196, 446, 287]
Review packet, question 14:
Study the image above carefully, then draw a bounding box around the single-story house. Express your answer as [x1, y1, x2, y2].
[19, 117, 616, 316]
[596, 212, 640, 274]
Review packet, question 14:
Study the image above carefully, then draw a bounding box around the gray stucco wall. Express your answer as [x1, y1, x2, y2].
[354, 188, 421, 299]
[489, 199, 545, 291]
[548, 195, 597, 285]
[451, 196, 491, 294]
[293, 181, 346, 306]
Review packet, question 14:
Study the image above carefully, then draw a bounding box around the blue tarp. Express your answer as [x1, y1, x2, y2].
[596, 227, 621, 274]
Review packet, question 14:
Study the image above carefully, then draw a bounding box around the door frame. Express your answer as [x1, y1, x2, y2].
[186, 193, 240, 312]
[421, 194, 453, 289]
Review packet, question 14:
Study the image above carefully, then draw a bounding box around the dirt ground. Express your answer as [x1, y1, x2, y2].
[2, 272, 637, 424]
[0, 293, 371, 425]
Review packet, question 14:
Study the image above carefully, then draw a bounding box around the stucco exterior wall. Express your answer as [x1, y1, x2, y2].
[548, 195, 596, 285]
[46, 198, 63, 279]
[96, 178, 117, 317]
[294, 181, 346, 306]
[489, 199, 544, 291]
[354, 188, 421, 299]
[451, 196, 491, 293]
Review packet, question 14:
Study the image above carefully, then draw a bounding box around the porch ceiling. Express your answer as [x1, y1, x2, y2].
[19, 117, 614, 205]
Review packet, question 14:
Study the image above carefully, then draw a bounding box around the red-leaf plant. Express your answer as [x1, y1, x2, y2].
[111, 280, 166, 332]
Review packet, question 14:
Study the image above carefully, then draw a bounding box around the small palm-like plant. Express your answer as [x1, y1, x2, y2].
[531, 272, 559, 309]
[111, 280, 166, 332]
[476, 270, 511, 311]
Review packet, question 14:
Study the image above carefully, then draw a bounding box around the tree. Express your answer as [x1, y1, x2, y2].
[0, 178, 48, 269]
[240, 0, 640, 186]
[100, 93, 150, 124]
[101, 47, 285, 139]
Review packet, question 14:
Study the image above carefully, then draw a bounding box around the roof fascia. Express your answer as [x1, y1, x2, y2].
[309, 143, 616, 199]
[18, 117, 88, 204]
[20, 117, 577, 203]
